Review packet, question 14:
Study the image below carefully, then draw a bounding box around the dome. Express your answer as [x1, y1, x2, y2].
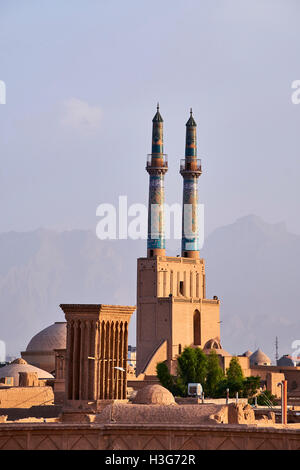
[0, 358, 53, 386]
[242, 350, 253, 357]
[132, 384, 176, 405]
[277, 355, 295, 367]
[250, 348, 271, 366]
[203, 338, 231, 357]
[12, 358, 27, 365]
[203, 348, 231, 357]
[204, 338, 222, 350]
[26, 322, 66, 352]
[21, 322, 67, 373]
[203, 343, 231, 357]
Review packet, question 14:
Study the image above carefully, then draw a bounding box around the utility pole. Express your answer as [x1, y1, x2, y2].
[275, 336, 279, 364]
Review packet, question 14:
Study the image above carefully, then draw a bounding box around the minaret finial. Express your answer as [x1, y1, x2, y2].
[186, 108, 196, 127]
[152, 103, 163, 123]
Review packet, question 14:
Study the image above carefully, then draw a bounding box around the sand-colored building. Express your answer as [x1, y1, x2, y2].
[21, 322, 66, 373]
[0, 107, 299, 450]
[136, 256, 220, 375]
[14, 107, 300, 401]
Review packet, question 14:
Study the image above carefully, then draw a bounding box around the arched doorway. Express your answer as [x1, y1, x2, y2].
[193, 310, 201, 345]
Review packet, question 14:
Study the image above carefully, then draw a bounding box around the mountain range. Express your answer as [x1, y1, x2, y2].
[0, 214, 299, 363]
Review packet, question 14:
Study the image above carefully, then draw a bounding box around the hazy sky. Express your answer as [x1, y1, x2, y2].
[1, 0, 300, 239]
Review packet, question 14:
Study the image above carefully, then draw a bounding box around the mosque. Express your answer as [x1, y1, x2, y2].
[0, 106, 300, 450]
[136, 105, 224, 377]
[1, 106, 300, 414]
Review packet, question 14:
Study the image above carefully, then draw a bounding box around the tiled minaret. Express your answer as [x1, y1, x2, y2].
[180, 109, 202, 259]
[146, 104, 168, 257]
[136, 107, 220, 377]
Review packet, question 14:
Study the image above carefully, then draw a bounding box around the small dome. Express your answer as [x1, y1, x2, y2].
[0, 358, 53, 386]
[242, 350, 253, 358]
[12, 358, 27, 365]
[204, 338, 222, 350]
[250, 348, 271, 366]
[132, 384, 176, 405]
[277, 355, 295, 367]
[203, 342, 231, 357]
[26, 322, 66, 352]
[203, 348, 231, 357]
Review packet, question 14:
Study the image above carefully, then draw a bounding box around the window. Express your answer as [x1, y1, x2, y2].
[179, 281, 184, 295]
[193, 310, 201, 345]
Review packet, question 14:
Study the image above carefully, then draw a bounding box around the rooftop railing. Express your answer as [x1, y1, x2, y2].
[180, 158, 202, 173]
[146, 153, 168, 169]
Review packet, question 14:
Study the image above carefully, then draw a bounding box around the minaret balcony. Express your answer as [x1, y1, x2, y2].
[146, 154, 168, 174]
[180, 158, 202, 176]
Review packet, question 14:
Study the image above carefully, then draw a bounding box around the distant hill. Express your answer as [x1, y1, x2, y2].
[0, 230, 141, 355]
[0, 215, 299, 362]
[202, 215, 300, 362]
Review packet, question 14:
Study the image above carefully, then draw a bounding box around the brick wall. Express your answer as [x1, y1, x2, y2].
[0, 387, 54, 409]
[0, 422, 299, 450]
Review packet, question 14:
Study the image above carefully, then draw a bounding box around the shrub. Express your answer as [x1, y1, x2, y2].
[249, 390, 278, 406]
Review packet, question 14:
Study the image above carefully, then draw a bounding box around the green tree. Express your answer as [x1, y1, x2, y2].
[177, 347, 207, 395]
[205, 350, 224, 397]
[226, 357, 244, 382]
[156, 361, 184, 396]
[156, 362, 175, 392]
[249, 390, 278, 406]
[224, 357, 244, 397]
[242, 376, 260, 398]
[156, 347, 208, 397]
[157, 351, 262, 400]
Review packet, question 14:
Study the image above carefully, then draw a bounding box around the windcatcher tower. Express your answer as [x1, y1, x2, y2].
[136, 108, 220, 378]
[60, 304, 135, 412]
[146, 104, 168, 257]
[180, 109, 202, 259]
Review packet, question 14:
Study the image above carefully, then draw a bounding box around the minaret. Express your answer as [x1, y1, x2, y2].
[180, 109, 202, 259]
[146, 104, 168, 257]
[137, 108, 220, 376]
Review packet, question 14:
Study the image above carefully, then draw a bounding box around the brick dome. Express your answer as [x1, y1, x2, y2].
[21, 322, 66, 373]
[0, 358, 53, 386]
[12, 358, 27, 365]
[204, 338, 222, 349]
[250, 348, 271, 366]
[132, 384, 176, 405]
[242, 350, 253, 357]
[25, 322, 66, 352]
[277, 355, 295, 367]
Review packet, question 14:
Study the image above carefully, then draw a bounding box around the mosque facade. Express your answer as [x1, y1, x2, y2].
[3, 106, 300, 404]
[137, 107, 221, 376]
